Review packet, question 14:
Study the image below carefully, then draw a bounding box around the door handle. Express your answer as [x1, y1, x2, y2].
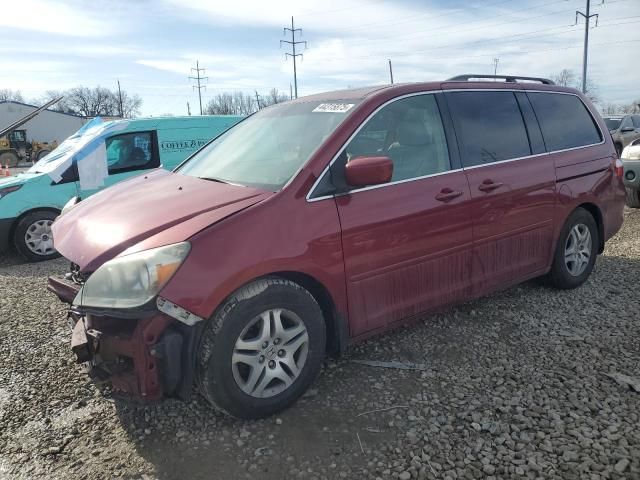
[478, 180, 504, 193]
[435, 188, 463, 202]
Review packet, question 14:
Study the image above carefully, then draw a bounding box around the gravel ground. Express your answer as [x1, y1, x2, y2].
[1, 210, 639, 480]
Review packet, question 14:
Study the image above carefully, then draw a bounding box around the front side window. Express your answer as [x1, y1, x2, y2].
[632, 116, 640, 129]
[446, 91, 531, 167]
[344, 94, 451, 182]
[528, 92, 602, 151]
[178, 100, 361, 190]
[106, 131, 156, 174]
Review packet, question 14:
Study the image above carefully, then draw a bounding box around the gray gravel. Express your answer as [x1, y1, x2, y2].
[1, 210, 639, 479]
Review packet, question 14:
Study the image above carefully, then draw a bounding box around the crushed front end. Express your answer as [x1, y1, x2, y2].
[48, 259, 201, 402]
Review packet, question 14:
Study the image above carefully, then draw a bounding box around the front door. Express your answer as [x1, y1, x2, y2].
[445, 90, 556, 295]
[77, 130, 160, 198]
[329, 93, 474, 336]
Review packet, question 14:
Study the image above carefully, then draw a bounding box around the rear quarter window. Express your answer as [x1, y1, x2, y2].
[527, 92, 602, 151]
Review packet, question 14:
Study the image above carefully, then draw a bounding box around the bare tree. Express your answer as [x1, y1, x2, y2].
[204, 88, 291, 115]
[205, 92, 257, 115]
[0, 89, 24, 102]
[119, 91, 143, 118]
[549, 69, 600, 104]
[35, 90, 76, 114]
[601, 100, 640, 115]
[264, 88, 289, 106]
[52, 86, 142, 118]
[550, 69, 576, 87]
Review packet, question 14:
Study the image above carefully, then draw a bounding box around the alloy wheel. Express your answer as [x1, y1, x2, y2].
[232, 308, 309, 398]
[564, 223, 591, 276]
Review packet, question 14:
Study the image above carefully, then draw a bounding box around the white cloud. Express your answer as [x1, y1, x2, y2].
[0, 0, 118, 37]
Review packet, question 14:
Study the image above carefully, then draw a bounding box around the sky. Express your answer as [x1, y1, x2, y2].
[1, 0, 638, 116]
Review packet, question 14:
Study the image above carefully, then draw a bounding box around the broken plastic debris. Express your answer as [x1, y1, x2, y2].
[605, 372, 640, 392]
[351, 360, 429, 371]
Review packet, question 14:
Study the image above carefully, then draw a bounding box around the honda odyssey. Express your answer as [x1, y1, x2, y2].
[49, 75, 625, 419]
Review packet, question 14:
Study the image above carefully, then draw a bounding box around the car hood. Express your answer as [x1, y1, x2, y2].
[52, 169, 272, 271]
[0, 172, 40, 188]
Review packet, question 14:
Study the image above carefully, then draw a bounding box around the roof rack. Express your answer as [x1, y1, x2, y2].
[446, 74, 555, 85]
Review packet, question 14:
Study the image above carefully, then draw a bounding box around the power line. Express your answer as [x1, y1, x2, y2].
[189, 60, 208, 115]
[280, 16, 307, 99]
[575, 0, 601, 94]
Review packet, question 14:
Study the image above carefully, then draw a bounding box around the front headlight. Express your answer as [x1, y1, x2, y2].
[74, 242, 190, 309]
[60, 196, 79, 216]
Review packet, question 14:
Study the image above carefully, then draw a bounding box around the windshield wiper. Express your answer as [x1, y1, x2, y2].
[199, 176, 230, 184]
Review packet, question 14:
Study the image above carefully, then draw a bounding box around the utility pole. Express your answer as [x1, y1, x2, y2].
[255, 90, 262, 110]
[117, 79, 124, 117]
[576, 1, 600, 94]
[492, 58, 499, 77]
[189, 60, 208, 115]
[388, 59, 394, 84]
[281, 17, 306, 99]
[187, 101, 191, 116]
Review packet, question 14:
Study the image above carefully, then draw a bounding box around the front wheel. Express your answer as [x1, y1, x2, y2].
[547, 208, 598, 289]
[14, 211, 61, 262]
[197, 277, 326, 419]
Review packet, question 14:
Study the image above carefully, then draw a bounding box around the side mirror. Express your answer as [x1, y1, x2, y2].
[621, 126, 635, 133]
[344, 156, 393, 187]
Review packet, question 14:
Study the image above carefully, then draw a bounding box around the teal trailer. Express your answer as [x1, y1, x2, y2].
[0, 115, 243, 261]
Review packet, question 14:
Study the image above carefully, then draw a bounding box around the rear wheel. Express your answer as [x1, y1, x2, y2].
[625, 187, 640, 208]
[0, 151, 19, 168]
[197, 277, 326, 419]
[547, 208, 598, 289]
[14, 211, 61, 262]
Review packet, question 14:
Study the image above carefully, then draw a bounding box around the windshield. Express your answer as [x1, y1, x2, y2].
[604, 117, 622, 131]
[178, 100, 361, 190]
[27, 118, 127, 174]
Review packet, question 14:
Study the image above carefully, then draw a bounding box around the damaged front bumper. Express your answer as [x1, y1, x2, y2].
[48, 274, 201, 401]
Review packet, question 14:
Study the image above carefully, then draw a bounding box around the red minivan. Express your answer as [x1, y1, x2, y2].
[49, 75, 625, 418]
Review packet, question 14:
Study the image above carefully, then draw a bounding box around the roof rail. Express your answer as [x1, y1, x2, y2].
[446, 74, 555, 85]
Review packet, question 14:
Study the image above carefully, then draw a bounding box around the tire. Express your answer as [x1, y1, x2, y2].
[36, 150, 51, 161]
[197, 277, 326, 419]
[625, 187, 640, 208]
[0, 151, 19, 168]
[547, 207, 598, 289]
[14, 211, 61, 262]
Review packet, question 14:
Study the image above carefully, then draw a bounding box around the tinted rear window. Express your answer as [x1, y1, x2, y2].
[446, 91, 531, 167]
[528, 92, 602, 151]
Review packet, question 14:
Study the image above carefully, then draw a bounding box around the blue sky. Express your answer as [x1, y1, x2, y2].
[1, 0, 638, 116]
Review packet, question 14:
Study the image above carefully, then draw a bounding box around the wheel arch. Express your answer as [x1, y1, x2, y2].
[575, 202, 604, 253]
[269, 271, 349, 356]
[9, 207, 61, 242]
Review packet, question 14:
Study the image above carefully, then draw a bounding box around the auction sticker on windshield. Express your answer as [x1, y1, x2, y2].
[312, 103, 355, 113]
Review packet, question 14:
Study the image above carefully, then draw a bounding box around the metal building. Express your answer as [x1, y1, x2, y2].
[0, 101, 87, 144]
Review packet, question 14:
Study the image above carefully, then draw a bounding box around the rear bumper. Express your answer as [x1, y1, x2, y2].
[48, 275, 199, 402]
[0, 217, 14, 253]
[622, 159, 640, 190]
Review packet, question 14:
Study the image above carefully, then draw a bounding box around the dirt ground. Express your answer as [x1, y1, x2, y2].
[1, 210, 639, 480]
